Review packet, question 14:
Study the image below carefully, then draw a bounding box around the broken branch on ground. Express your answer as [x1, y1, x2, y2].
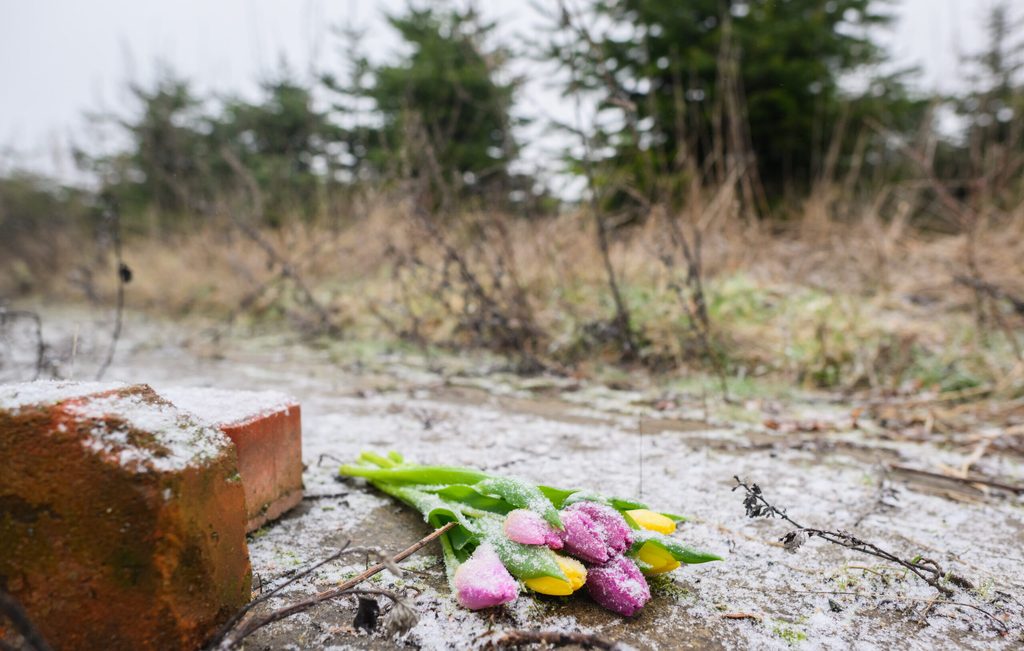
[210, 522, 455, 649]
[732, 476, 973, 595]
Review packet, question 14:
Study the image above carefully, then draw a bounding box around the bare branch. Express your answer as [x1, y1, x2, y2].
[0, 590, 54, 651]
[733, 477, 973, 596]
[212, 522, 455, 649]
[95, 196, 129, 380]
[954, 274, 1024, 317]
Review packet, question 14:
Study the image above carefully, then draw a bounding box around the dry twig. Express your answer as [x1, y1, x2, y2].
[211, 522, 455, 649]
[954, 274, 1024, 317]
[553, 0, 639, 359]
[219, 146, 338, 335]
[887, 464, 1024, 495]
[0, 590, 53, 651]
[95, 195, 130, 380]
[721, 612, 764, 622]
[733, 477, 973, 595]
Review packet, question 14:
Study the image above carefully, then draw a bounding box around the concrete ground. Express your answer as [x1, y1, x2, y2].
[3, 310, 1022, 650]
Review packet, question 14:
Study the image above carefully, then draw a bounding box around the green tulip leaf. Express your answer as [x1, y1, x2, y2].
[562, 490, 612, 507]
[421, 484, 513, 515]
[630, 530, 723, 564]
[608, 496, 649, 511]
[476, 515, 566, 581]
[341, 462, 489, 486]
[538, 485, 578, 508]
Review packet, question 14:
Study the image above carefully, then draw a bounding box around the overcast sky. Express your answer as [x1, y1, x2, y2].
[0, 0, 1013, 185]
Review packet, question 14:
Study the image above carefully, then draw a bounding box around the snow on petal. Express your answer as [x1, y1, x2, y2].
[453, 543, 518, 610]
[503, 509, 551, 545]
[559, 501, 633, 563]
[586, 555, 651, 616]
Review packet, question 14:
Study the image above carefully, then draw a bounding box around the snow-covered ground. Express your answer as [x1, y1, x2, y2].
[3, 309, 1022, 649]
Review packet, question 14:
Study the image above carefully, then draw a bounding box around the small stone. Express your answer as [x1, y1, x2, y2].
[353, 597, 380, 632]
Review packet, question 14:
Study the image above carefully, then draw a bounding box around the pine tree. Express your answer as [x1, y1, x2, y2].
[548, 0, 920, 209]
[218, 76, 343, 221]
[77, 72, 218, 218]
[954, 2, 1024, 206]
[335, 5, 521, 206]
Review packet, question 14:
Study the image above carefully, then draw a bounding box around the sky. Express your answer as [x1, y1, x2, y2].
[0, 0, 1012, 186]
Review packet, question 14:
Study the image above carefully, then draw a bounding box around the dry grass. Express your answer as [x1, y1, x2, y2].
[5, 192, 1024, 393]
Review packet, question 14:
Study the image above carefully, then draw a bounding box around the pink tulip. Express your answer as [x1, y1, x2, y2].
[453, 543, 518, 610]
[560, 501, 634, 564]
[503, 509, 564, 549]
[586, 555, 651, 616]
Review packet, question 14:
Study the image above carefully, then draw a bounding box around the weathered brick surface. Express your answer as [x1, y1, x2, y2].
[162, 388, 303, 532]
[0, 382, 252, 651]
[223, 407, 303, 531]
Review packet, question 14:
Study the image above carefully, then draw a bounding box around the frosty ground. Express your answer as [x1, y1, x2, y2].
[3, 310, 1022, 650]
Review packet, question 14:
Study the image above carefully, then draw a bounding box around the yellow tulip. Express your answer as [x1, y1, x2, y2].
[524, 555, 587, 596]
[636, 541, 681, 575]
[626, 509, 677, 534]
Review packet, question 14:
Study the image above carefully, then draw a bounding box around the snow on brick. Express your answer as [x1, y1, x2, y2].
[160, 386, 303, 532]
[0, 382, 251, 651]
[68, 391, 234, 473]
[0, 379, 124, 412]
[157, 386, 295, 428]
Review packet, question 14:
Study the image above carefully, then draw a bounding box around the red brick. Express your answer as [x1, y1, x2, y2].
[161, 388, 303, 532]
[0, 382, 252, 651]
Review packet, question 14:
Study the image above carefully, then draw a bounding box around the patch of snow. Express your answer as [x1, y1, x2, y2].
[66, 392, 233, 473]
[157, 386, 295, 427]
[19, 310, 1020, 649]
[0, 380, 124, 412]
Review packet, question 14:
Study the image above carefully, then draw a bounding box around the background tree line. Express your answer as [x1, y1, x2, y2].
[2, 0, 1022, 386]
[2, 0, 1022, 233]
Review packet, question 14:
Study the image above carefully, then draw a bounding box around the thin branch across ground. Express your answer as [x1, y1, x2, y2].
[211, 522, 455, 649]
[732, 477, 973, 596]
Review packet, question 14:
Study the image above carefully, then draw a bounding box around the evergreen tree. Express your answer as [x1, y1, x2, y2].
[79, 70, 345, 226]
[337, 5, 522, 205]
[77, 72, 218, 218]
[951, 2, 1024, 207]
[218, 76, 344, 221]
[549, 0, 921, 208]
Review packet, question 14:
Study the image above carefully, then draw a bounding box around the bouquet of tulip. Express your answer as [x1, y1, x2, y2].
[340, 451, 721, 616]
